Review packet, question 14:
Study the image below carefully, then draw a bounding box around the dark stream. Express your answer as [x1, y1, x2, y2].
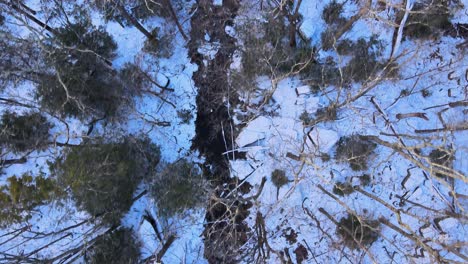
[188, 0, 252, 263]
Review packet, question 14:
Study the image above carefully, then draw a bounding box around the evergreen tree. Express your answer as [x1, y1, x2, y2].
[0, 111, 52, 153]
[52, 137, 160, 225]
[152, 159, 206, 217]
[35, 16, 127, 120]
[85, 228, 141, 264]
[0, 173, 61, 227]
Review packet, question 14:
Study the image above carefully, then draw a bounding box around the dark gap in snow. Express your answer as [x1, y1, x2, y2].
[188, 0, 252, 263]
[189, 0, 242, 183]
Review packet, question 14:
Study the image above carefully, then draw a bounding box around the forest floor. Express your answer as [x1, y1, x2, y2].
[0, 0, 467, 263]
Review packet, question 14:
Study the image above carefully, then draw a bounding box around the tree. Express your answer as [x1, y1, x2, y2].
[84, 228, 141, 264]
[0, 30, 43, 91]
[0, 173, 62, 227]
[35, 17, 128, 120]
[52, 137, 160, 225]
[94, 0, 187, 41]
[0, 111, 52, 153]
[93, 0, 160, 44]
[402, 0, 452, 39]
[152, 159, 206, 217]
[96, 0, 168, 25]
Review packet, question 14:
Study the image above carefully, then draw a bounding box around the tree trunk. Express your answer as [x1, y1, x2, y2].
[114, 1, 157, 44]
[288, 0, 302, 47]
[156, 235, 176, 262]
[9, 2, 59, 35]
[0, 157, 27, 166]
[163, 0, 188, 41]
[143, 211, 163, 243]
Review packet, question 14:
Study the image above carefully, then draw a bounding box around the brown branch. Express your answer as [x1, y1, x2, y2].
[8, 2, 59, 35]
[378, 217, 467, 263]
[143, 211, 163, 243]
[141, 89, 176, 108]
[0, 157, 27, 166]
[244, 176, 267, 200]
[156, 234, 176, 262]
[163, 0, 188, 41]
[24, 233, 72, 258]
[46, 225, 119, 263]
[415, 124, 468, 133]
[423, 100, 468, 110]
[0, 97, 36, 109]
[114, 1, 157, 43]
[396, 112, 429, 121]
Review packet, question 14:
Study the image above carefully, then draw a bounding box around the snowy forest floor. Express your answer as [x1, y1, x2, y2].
[0, 0, 467, 263]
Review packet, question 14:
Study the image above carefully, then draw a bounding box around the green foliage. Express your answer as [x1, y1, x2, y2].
[336, 135, 377, 171]
[54, 16, 117, 59]
[333, 182, 354, 196]
[336, 39, 354, 55]
[429, 148, 454, 178]
[0, 31, 42, 91]
[0, 174, 61, 227]
[119, 63, 149, 94]
[322, 1, 347, 26]
[53, 137, 160, 225]
[301, 57, 341, 91]
[36, 18, 126, 119]
[321, 27, 394, 83]
[152, 159, 206, 217]
[271, 169, 289, 188]
[400, 89, 410, 97]
[320, 29, 336, 51]
[239, 17, 282, 80]
[132, 0, 170, 20]
[320, 153, 331, 162]
[98, 0, 170, 25]
[342, 36, 385, 83]
[239, 14, 314, 81]
[337, 214, 380, 249]
[403, 2, 452, 39]
[320, 34, 392, 84]
[321, 1, 349, 51]
[85, 228, 141, 264]
[0, 111, 52, 153]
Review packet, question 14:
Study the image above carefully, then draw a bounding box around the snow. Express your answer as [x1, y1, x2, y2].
[306, 127, 339, 153]
[235, 116, 270, 147]
[0, 0, 204, 262]
[271, 78, 320, 119]
[294, 85, 311, 95]
[452, 0, 468, 23]
[1, 0, 467, 263]
[226, 1, 468, 263]
[197, 41, 220, 60]
[298, 0, 329, 45]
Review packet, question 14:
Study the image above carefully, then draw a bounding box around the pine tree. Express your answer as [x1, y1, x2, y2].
[52, 137, 160, 225]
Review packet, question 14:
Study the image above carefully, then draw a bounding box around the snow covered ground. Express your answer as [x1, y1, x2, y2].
[0, 0, 466, 263]
[227, 0, 468, 263]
